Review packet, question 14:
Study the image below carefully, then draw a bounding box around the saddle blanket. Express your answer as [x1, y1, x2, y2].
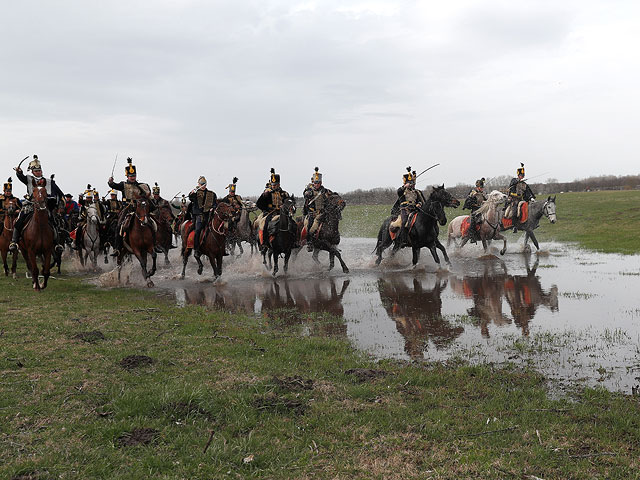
[460, 217, 480, 237]
[502, 202, 528, 228]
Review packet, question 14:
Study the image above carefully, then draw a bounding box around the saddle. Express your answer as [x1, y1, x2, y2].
[389, 212, 418, 240]
[502, 201, 529, 228]
[120, 212, 157, 236]
[460, 217, 481, 237]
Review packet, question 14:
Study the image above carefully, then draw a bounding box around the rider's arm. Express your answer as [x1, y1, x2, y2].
[15, 170, 28, 186]
[108, 180, 125, 192]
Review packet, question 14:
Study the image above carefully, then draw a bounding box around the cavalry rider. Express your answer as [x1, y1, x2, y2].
[463, 177, 487, 244]
[255, 168, 290, 247]
[74, 186, 106, 250]
[303, 167, 336, 251]
[508, 163, 535, 233]
[188, 176, 217, 257]
[152, 182, 172, 210]
[107, 157, 153, 256]
[220, 177, 243, 227]
[63, 194, 79, 225]
[9, 155, 65, 252]
[391, 167, 426, 245]
[0, 178, 22, 236]
[104, 189, 122, 218]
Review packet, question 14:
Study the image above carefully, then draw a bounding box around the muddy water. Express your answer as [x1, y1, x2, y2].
[99, 238, 640, 393]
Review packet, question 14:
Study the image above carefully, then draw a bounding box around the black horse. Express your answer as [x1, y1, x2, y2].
[262, 196, 298, 276]
[374, 185, 460, 267]
[306, 193, 349, 274]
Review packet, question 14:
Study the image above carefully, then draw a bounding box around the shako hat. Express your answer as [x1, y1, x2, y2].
[3, 177, 12, 192]
[28, 155, 41, 171]
[312, 167, 322, 183]
[270, 168, 280, 184]
[109, 189, 117, 196]
[180, 194, 187, 205]
[84, 184, 94, 198]
[517, 163, 525, 177]
[152, 182, 160, 195]
[402, 166, 416, 184]
[475, 177, 486, 188]
[226, 177, 238, 193]
[125, 157, 137, 176]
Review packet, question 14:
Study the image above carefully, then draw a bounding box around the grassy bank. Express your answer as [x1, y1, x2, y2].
[2, 275, 640, 479]
[341, 190, 640, 255]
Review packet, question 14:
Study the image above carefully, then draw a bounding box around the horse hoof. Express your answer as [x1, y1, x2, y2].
[343, 267, 350, 274]
[500, 249, 506, 256]
[197, 266, 203, 275]
[147, 280, 154, 288]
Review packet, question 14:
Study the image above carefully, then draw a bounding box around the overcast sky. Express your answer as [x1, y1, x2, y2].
[2, 0, 639, 198]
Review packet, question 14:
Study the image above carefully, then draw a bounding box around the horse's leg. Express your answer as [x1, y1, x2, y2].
[209, 255, 217, 278]
[181, 248, 190, 279]
[331, 246, 349, 274]
[28, 251, 40, 290]
[2, 250, 7, 276]
[41, 251, 51, 289]
[149, 248, 157, 278]
[283, 251, 291, 273]
[195, 251, 204, 275]
[312, 248, 320, 265]
[11, 250, 18, 278]
[412, 246, 421, 268]
[494, 232, 507, 256]
[434, 239, 451, 265]
[428, 245, 441, 267]
[272, 252, 279, 276]
[529, 231, 540, 251]
[237, 242, 244, 256]
[481, 238, 488, 253]
[328, 251, 335, 271]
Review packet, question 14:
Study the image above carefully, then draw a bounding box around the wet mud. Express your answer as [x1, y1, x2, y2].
[95, 237, 640, 393]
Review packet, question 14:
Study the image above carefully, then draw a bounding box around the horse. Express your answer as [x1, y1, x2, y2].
[153, 204, 176, 265]
[77, 204, 101, 270]
[180, 202, 235, 279]
[0, 197, 20, 277]
[228, 200, 258, 256]
[303, 193, 349, 273]
[116, 199, 157, 287]
[374, 185, 460, 268]
[447, 190, 509, 255]
[18, 186, 55, 290]
[501, 196, 557, 252]
[261, 196, 298, 276]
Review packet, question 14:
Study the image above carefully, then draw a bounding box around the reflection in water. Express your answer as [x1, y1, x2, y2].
[377, 276, 463, 359]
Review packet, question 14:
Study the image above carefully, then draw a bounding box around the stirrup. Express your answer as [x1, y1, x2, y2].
[110, 249, 120, 257]
[8, 242, 18, 252]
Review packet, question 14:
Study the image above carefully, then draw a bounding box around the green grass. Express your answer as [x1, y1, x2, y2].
[341, 190, 640, 254]
[2, 275, 640, 479]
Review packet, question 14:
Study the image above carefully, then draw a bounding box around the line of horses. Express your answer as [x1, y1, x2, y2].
[1, 184, 557, 290]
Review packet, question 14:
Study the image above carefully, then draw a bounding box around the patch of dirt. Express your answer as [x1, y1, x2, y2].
[72, 330, 106, 343]
[273, 375, 314, 392]
[345, 368, 391, 383]
[116, 427, 158, 447]
[253, 393, 307, 415]
[119, 355, 154, 370]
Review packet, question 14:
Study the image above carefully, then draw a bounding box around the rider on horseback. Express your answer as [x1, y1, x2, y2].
[303, 167, 336, 252]
[463, 178, 487, 244]
[508, 163, 535, 233]
[104, 189, 122, 217]
[256, 168, 290, 247]
[188, 176, 217, 258]
[0, 178, 22, 236]
[9, 155, 65, 252]
[107, 157, 153, 256]
[391, 167, 425, 247]
[220, 177, 243, 226]
[152, 183, 172, 210]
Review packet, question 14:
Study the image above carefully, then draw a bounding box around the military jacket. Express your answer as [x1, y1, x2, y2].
[220, 194, 243, 211]
[105, 199, 122, 214]
[0, 194, 21, 218]
[397, 186, 425, 209]
[108, 179, 151, 203]
[304, 186, 332, 214]
[464, 188, 487, 212]
[257, 187, 290, 213]
[189, 189, 217, 215]
[508, 178, 535, 202]
[16, 171, 64, 202]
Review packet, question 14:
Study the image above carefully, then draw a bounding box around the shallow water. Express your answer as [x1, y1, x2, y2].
[97, 237, 640, 393]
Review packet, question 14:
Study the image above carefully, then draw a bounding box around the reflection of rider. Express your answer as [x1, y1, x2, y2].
[107, 157, 153, 256]
[463, 178, 487, 244]
[303, 167, 336, 251]
[10, 155, 65, 252]
[508, 163, 535, 233]
[0, 178, 22, 236]
[392, 167, 426, 246]
[188, 176, 217, 257]
[255, 168, 290, 246]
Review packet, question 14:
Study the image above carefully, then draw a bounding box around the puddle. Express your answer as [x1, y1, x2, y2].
[98, 237, 640, 394]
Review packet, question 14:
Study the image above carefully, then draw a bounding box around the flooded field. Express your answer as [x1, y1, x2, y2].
[99, 237, 640, 394]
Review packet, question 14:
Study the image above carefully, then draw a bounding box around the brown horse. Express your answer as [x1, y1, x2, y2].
[116, 199, 157, 287]
[153, 205, 175, 265]
[0, 197, 20, 277]
[181, 202, 235, 279]
[19, 186, 55, 290]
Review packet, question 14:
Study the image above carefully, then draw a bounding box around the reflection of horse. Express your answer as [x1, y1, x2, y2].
[304, 193, 349, 273]
[447, 190, 509, 255]
[180, 202, 234, 279]
[377, 275, 462, 359]
[228, 200, 258, 256]
[0, 197, 20, 277]
[262, 197, 298, 276]
[374, 185, 460, 267]
[78, 204, 101, 270]
[116, 199, 157, 288]
[19, 187, 55, 290]
[154, 205, 176, 265]
[501, 196, 557, 252]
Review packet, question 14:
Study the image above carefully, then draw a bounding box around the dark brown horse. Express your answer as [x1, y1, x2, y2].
[19, 186, 55, 290]
[304, 193, 349, 273]
[116, 199, 157, 287]
[153, 204, 175, 265]
[181, 202, 235, 279]
[0, 197, 20, 277]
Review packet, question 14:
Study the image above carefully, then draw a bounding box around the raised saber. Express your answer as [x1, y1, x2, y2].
[415, 163, 440, 178]
[110, 153, 118, 178]
[14, 155, 30, 171]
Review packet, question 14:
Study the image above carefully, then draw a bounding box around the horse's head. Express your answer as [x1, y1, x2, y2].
[135, 199, 150, 225]
[215, 202, 235, 221]
[32, 186, 48, 210]
[487, 190, 507, 204]
[86, 205, 99, 224]
[430, 184, 460, 208]
[544, 196, 557, 224]
[6, 197, 19, 215]
[281, 196, 296, 217]
[434, 201, 448, 226]
[242, 200, 258, 212]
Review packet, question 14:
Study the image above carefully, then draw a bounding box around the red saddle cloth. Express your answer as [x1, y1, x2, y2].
[184, 220, 195, 249]
[502, 202, 529, 228]
[460, 217, 480, 237]
[69, 228, 77, 241]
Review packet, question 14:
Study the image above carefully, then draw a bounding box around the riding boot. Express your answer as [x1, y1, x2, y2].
[8, 219, 23, 252]
[110, 233, 122, 257]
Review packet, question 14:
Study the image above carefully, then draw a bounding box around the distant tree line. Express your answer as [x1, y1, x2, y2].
[337, 174, 640, 205]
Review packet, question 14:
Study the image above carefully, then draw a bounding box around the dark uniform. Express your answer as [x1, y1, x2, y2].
[188, 176, 217, 255]
[10, 156, 65, 251]
[0, 178, 22, 236]
[107, 157, 153, 255]
[508, 163, 535, 232]
[303, 167, 340, 251]
[255, 168, 290, 246]
[463, 178, 487, 243]
[220, 177, 243, 225]
[391, 167, 426, 245]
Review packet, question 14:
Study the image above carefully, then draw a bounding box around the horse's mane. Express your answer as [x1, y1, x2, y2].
[476, 190, 504, 216]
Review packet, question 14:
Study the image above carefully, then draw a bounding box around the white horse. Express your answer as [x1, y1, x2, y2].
[78, 204, 101, 270]
[447, 190, 508, 255]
